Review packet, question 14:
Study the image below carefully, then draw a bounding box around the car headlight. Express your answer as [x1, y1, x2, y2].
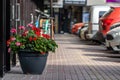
[113, 32, 120, 37]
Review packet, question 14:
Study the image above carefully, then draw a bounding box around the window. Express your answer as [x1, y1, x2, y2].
[102, 8, 114, 18]
[99, 11, 106, 18]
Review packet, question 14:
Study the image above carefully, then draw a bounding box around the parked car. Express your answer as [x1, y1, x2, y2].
[71, 22, 84, 34]
[106, 22, 120, 50]
[78, 24, 88, 40]
[86, 5, 110, 40]
[98, 7, 120, 43]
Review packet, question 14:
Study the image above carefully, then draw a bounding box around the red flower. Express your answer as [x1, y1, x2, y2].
[27, 23, 32, 27]
[10, 28, 17, 34]
[32, 26, 41, 32]
[22, 33, 26, 36]
[35, 31, 40, 37]
[8, 48, 11, 53]
[41, 52, 45, 54]
[32, 26, 37, 31]
[15, 42, 21, 46]
[33, 37, 37, 41]
[7, 39, 11, 46]
[46, 35, 50, 39]
[7, 23, 58, 54]
[22, 31, 28, 36]
[10, 37, 16, 41]
[29, 37, 33, 41]
[42, 34, 50, 39]
[19, 26, 25, 30]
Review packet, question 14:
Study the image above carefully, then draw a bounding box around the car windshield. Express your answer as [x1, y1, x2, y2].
[102, 7, 114, 18]
[99, 11, 106, 18]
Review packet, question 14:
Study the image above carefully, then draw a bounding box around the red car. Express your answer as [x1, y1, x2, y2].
[71, 22, 84, 34]
[99, 7, 120, 36]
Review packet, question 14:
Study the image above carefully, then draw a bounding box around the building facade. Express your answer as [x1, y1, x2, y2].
[0, 0, 120, 77]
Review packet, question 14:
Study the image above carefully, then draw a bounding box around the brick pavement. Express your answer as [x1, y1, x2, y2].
[2, 34, 120, 80]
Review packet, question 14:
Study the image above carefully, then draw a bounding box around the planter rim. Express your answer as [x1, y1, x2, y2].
[18, 49, 49, 57]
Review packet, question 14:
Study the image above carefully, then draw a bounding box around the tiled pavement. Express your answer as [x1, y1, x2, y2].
[2, 34, 120, 80]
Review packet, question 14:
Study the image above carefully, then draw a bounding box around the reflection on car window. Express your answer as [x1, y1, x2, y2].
[99, 11, 106, 18]
[102, 8, 114, 17]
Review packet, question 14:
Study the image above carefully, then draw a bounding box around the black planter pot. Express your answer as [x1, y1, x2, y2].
[18, 50, 48, 74]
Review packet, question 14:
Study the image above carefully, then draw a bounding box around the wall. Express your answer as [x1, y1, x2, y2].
[87, 0, 120, 7]
[87, 0, 106, 5]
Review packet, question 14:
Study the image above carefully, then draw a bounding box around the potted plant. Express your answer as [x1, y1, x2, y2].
[7, 23, 58, 74]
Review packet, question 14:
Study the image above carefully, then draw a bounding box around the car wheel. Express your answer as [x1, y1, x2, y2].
[84, 31, 88, 40]
[106, 47, 113, 50]
[78, 29, 81, 38]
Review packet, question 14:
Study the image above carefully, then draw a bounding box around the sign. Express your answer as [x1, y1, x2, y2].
[106, 0, 120, 2]
[64, 0, 86, 5]
[82, 12, 89, 23]
[87, 0, 106, 5]
[44, 0, 63, 8]
[53, 0, 63, 8]
[86, 0, 120, 6]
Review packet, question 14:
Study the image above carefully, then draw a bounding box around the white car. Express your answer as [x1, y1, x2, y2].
[79, 25, 88, 40]
[86, 6, 110, 40]
[106, 23, 120, 51]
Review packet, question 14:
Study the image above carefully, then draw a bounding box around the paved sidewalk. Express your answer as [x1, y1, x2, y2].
[2, 34, 120, 80]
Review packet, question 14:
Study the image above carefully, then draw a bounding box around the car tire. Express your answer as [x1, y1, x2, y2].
[78, 29, 81, 38]
[106, 47, 113, 50]
[84, 30, 88, 40]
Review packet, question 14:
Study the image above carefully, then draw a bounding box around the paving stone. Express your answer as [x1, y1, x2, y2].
[2, 34, 120, 80]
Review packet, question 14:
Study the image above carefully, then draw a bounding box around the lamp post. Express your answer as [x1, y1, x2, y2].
[50, 0, 53, 39]
[50, 0, 53, 17]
